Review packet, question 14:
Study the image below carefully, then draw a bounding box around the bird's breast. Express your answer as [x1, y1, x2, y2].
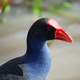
[20, 43, 52, 80]
[19, 58, 51, 80]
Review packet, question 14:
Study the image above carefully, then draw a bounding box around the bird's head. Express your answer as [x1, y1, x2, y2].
[27, 18, 72, 43]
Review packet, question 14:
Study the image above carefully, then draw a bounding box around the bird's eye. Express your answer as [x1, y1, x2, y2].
[47, 25, 53, 30]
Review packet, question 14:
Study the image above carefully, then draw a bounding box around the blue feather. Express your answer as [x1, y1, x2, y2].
[0, 18, 53, 80]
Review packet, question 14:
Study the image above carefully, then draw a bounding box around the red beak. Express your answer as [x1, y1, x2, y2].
[55, 29, 72, 43]
[48, 19, 72, 43]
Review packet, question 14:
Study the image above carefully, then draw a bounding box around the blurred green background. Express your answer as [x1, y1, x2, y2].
[0, 0, 80, 80]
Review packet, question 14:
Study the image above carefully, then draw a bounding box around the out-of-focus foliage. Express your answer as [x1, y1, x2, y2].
[32, 0, 72, 17]
[4, 5, 10, 13]
[32, 0, 43, 17]
[49, 2, 72, 14]
[0, 0, 11, 13]
[3, 0, 11, 13]
[0, 0, 11, 23]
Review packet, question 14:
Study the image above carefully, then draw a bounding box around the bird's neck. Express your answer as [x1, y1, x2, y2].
[22, 38, 51, 79]
[25, 38, 51, 63]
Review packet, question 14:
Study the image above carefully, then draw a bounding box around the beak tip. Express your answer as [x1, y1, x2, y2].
[68, 38, 73, 43]
[67, 35, 73, 43]
[68, 40, 72, 43]
[55, 29, 73, 43]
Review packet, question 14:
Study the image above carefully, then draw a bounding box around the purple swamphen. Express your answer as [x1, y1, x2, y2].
[0, 18, 72, 80]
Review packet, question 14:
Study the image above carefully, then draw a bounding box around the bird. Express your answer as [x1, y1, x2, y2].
[0, 18, 72, 80]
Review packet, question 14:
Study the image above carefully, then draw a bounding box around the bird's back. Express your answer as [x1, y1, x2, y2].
[0, 74, 24, 80]
[0, 56, 25, 80]
[0, 55, 50, 80]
